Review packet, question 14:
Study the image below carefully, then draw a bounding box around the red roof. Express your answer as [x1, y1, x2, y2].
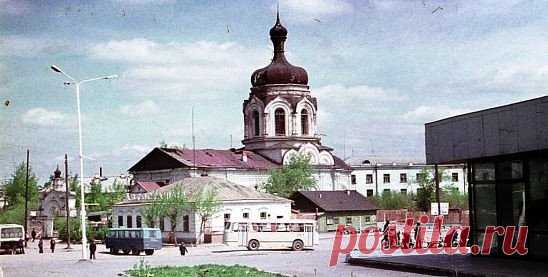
[133, 181, 161, 192]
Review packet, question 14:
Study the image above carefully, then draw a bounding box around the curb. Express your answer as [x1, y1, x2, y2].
[347, 257, 485, 277]
[0, 266, 3, 277]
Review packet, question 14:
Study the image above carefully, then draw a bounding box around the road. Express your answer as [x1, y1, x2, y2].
[0, 236, 429, 277]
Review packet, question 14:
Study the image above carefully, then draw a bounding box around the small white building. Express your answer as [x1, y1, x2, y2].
[348, 158, 467, 197]
[38, 167, 77, 237]
[113, 176, 292, 244]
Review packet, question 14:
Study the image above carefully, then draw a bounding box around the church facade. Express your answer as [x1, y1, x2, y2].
[129, 14, 352, 192]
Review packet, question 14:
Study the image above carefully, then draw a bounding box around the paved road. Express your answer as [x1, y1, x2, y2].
[0, 237, 428, 277]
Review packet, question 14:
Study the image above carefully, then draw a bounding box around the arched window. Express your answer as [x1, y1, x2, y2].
[252, 110, 260, 136]
[274, 108, 286, 136]
[301, 109, 309, 135]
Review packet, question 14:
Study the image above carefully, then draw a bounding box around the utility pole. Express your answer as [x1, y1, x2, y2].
[192, 106, 196, 176]
[64, 154, 71, 249]
[435, 164, 441, 216]
[24, 149, 29, 248]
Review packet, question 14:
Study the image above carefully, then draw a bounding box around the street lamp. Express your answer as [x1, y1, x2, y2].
[50, 64, 117, 260]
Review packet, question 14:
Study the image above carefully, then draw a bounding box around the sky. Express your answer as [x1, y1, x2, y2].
[1, 0, 548, 183]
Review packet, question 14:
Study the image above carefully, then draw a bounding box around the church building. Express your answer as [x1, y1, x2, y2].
[129, 13, 352, 192]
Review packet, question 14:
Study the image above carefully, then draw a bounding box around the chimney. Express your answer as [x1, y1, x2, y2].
[241, 152, 248, 163]
[319, 193, 322, 199]
[99, 166, 103, 177]
[346, 190, 351, 196]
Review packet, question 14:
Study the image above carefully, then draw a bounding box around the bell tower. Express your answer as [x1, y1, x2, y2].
[242, 12, 334, 166]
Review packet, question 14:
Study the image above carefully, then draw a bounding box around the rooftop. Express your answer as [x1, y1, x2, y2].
[292, 190, 377, 212]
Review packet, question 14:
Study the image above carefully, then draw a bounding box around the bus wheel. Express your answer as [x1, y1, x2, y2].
[247, 240, 260, 251]
[110, 248, 118, 255]
[292, 240, 304, 251]
[122, 249, 131, 255]
[145, 249, 154, 256]
[131, 249, 140, 255]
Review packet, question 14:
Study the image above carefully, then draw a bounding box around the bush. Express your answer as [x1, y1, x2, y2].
[0, 204, 25, 225]
[55, 218, 104, 242]
[127, 262, 284, 277]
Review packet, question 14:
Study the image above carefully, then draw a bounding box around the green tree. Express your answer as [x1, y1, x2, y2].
[441, 185, 469, 209]
[4, 162, 39, 208]
[373, 190, 415, 210]
[189, 188, 220, 244]
[263, 154, 316, 198]
[143, 186, 189, 244]
[415, 168, 450, 212]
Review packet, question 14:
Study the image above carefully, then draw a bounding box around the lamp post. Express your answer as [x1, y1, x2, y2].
[50, 65, 117, 260]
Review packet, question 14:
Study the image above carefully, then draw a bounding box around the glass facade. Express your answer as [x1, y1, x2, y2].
[469, 152, 548, 259]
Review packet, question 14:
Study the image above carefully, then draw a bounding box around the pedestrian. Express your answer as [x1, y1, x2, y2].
[89, 239, 97, 260]
[414, 222, 421, 248]
[31, 228, 36, 242]
[179, 242, 188, 256]
[50, 238, 56, 253]
[38, 237, 44, 254]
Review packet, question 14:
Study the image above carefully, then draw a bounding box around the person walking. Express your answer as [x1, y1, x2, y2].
[31, 228, 36, 242]
[50, 238, 56, 253]
[179, 242, 188, 256]
[38, 237, 44, 254]
[89, 240, 97, 260]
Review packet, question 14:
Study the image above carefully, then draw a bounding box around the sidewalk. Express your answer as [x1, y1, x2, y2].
[348, 254, 548, 277]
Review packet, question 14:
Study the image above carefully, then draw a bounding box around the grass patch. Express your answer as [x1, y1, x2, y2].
[127, 260, 285, 277]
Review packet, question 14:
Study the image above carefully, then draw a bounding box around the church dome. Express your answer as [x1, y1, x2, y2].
[251, 13, 308, 87]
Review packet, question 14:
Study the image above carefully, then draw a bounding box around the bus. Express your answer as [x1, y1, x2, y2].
[105, 228, 162, 255]
[0, 224, 25, 254]
[224, 219, 319, 251]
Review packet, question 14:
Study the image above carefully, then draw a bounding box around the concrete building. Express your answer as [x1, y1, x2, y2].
[349, 158, 466, 197]
[128, 13, 352, 193]
[425, 96, 548, 260]
[113, 176, 292, 244]
[290, 190, 377, 232]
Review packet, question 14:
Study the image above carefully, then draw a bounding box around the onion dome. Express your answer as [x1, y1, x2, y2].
[54, 165, 62, 179]
[251, 12, 308, 87]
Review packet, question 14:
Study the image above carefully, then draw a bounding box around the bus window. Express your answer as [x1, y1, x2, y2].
[135, 231, 142, 239]
[232, 223, 239, 232]
[148, 230, 156, 238]
[224, 222, 231, 230]
[276, 223, 288, 232]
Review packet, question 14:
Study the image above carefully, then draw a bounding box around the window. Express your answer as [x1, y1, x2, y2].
[326, 216, 334, 225]
[118, 216, 123, 227]
[383, 174, 390, 183]
[400, 173, 407, 183]
[277, 215, 283, 219]
[126, 215, 133, 228]
[260, 212, 267, 219]
[274, 108, 286, 136]
[136, 216, 142, 228]
[346, 217, 353, 224]
[366, 174, 373, 184]
[333, 217, 340, 225]
[383, 189, 390, 193]
[183, 215, 190, 232]
[159, 217, 165, 231]
[301, 109, 309, 135]
[252, 110, 260, 136]
[243, 212, 249, 219]
[366, 189, 374, 197]
[452, 172, 459, 182]
[351, 174, 357, 185]
[400, 189, 407, 195]
[224, 213, 231, 221]
[416, 173, 426, 181]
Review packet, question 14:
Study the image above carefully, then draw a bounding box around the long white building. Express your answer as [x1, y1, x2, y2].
[348, 158, 467, 197]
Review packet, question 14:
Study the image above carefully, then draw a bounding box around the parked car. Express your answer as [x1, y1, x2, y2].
[105, 227, 162, 255]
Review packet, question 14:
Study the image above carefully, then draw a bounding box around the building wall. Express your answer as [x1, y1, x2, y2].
[317, 211, 376, 233]
[112, 200, 292, 243]
[351, 164, 467, 197]
[133, 167, 352, 192]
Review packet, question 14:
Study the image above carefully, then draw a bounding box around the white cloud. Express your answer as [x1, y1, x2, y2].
[89, 39, 268, 95]
[402, 106, 471, 124]
[280, 0, 353, 22]
[0, 36, 73, 57]
[119, 100, 160, 117]
[21, 108, 70, 127]
[314, 84, 405, 105]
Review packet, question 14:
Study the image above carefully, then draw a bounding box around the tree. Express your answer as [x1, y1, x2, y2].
[141, 186, 189, 244]
[189, 188, 220, 244]
[263, 154, 316, 198]
[441, 185, 469, 209]
[4, 162, 39, 208]
[415, 168, 450, 212]
[373, 190, 415, 210]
